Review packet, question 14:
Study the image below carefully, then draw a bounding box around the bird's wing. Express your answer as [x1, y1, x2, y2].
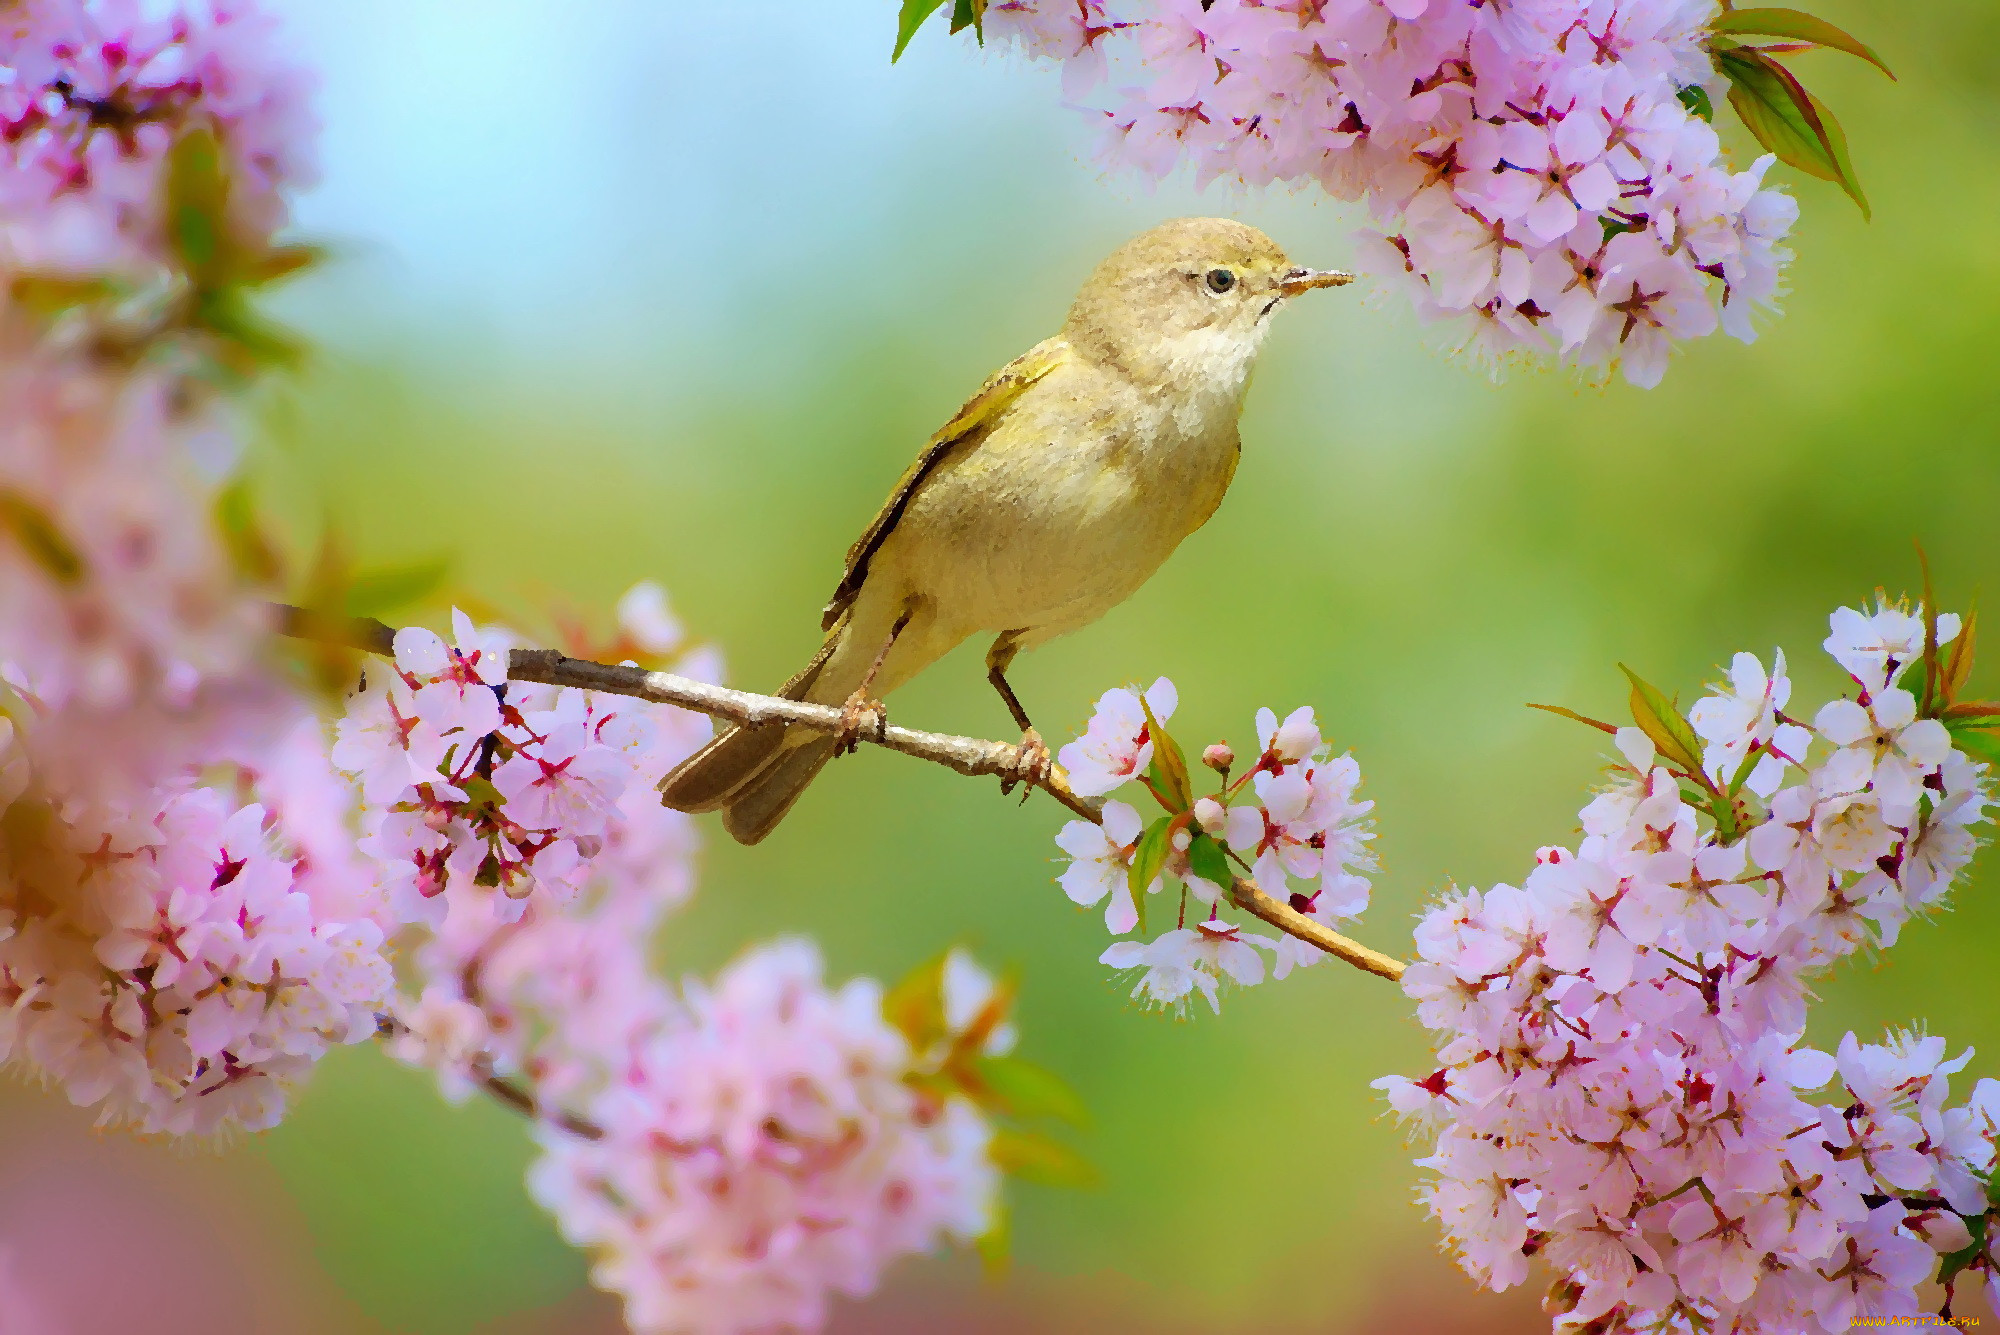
[821, 336, 1069, 631]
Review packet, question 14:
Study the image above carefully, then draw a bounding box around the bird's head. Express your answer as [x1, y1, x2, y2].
[1062, 217, 1351, 392]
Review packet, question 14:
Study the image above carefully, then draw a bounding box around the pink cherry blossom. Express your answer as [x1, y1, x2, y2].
[1056, 677, 1177, 797]
[525, 940, 998, 1335]
[985, 0, 1800, 385]
[1100, 921, 1273, 1014]
[1378, 596, 1995, 1329]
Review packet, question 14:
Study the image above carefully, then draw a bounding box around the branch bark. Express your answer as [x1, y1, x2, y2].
[374, 1013, 604, 1140]
[277, 604, 1409, 983]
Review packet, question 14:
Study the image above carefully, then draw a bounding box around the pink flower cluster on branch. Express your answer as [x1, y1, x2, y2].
[527, 942, 1004, 1335]
[355, 601, 1085, 1333]
[1053, 678, 1379, 1010]
[983, 0, 1797, 385]
[330, 608, 722, 928]
[0, 1, 399, 1136]
[1376, 597, 2000, 1330]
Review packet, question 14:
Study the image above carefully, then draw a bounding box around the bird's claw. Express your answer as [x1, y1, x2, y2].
[1000, 728, 1051, 801]
[834, 691, 888, 756]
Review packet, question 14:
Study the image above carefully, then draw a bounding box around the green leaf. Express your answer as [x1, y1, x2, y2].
[1710, 8, 1894, 80]
[344, 555, 451, 618]
[1944, 605, 1979, 705]
[1137, 693, 1192, 812]
[1936, 1213, 1989, 1286]
[1676, 83, 1715, 121]
[883, 952, 950, 1052]
[1127, 816, 1175, 935]
[988, 1128, 1099, 1189]
[1944, 717, 2000, 767]
[973, 1055, 1091, 1128]
[1717, 47, 1868, 217]
[211, 476, 283, 584]
[1185, 833, 1234, 897]
[1527, 702, 1619, 735]
[949, 0, 986, 39]
[0, 487, 85, 584]
[893, 0, 948, 60]
[165, 127, 232, 286]
[974, 1202, 1011, 1278]
[245, 243, 326, 288]
[1618, 664, 1707, 779]
[193, 289, 307, 371]
[1919, 541, 1942, 716]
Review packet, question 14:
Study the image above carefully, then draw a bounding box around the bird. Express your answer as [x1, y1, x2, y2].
[659, 216, 1352, 844]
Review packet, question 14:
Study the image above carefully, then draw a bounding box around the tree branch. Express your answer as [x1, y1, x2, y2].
[278, 604, 1409, 983]
[374, 1013, 604, 1141]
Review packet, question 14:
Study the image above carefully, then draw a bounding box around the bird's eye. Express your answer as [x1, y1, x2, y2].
[1205, 268, 1236, 294]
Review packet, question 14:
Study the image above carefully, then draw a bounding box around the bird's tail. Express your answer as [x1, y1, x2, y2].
[656, 628, 835, 837]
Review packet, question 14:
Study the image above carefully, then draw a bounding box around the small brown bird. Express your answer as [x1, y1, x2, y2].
[660, 217, 1351, 843]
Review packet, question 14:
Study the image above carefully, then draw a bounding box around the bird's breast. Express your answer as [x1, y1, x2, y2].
[876, 363, 1243, 638]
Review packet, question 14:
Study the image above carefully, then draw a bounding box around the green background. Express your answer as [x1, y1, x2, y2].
[4, 2, 1996, 1330]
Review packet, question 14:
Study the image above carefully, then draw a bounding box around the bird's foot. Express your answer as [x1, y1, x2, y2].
[1000, 728, 1051, 801]
[834, 690, 889, 756]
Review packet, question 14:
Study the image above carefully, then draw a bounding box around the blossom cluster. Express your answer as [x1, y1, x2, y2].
[527, 941, 1002, 1335]
[1, 0, 314, 279]
[1052, 678, 1376, 1011]
[1376, 598, 2000, 1330]
[0, 715, 395, 1134]
[983, 0, 1796, 385]
[361, 599, 1035, 1334]
[328, 593, 733, 931]
[0, 1, 392, 1136]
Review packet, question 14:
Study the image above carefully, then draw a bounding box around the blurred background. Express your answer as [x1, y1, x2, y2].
[4, 1, 1997, 1330]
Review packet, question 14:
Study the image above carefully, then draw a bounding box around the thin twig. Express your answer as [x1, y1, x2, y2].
[278, 604, 1410, 982]
[375, 1013, 604, 1140]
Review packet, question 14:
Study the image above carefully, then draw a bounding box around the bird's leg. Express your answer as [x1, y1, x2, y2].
[987, 631, 1050, 799]
[835, 610, 910, 756]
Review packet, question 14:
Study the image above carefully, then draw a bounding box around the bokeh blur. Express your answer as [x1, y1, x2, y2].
[5, 1, 1998, 1330]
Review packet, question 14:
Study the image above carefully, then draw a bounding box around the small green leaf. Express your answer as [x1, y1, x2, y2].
[973, 1055, 1091, 1128]
[1717, 47, 1868, 217]
[6, 272, 116, 318]
[1676, 83, 1715, 121]
[165, 128, 232, 285]
[245, 243, 326, 287]
[883, 952, 950, 1052]
[1137, 694, 1192, 812]
[211, 477, 282, 584]
[1527, 702, 1620, 735]
[1944, 606, 1979, 705]
[0, 488, 86, 584]
[1919, 542, 1942, 716]
[892, 0, 948, 60]
[458, 776, 505, 810]
[975, 1202, 1011, 1278]
[1127, 816, 1175, 935]
[988, 1128, 1099, 1189]
[949, 0, 987, 40]
[1945, 717, 2000, 767]
[345, 555, 451, 618]
[193, 289, 307, 370]
[1936, 1213, 1988, 1285]
[1186, 833, 1234, 897]
[1710, 8, 1894, 80]
[1618, 665, 1708, 779]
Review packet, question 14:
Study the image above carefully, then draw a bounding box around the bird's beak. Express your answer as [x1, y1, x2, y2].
[1278, 266, 1355, 297]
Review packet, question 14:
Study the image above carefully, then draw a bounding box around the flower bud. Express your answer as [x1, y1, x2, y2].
[1171, 828, 1191, 852]
[1201, 743, 1234, 774]
[1193, 797, 1228, 835]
